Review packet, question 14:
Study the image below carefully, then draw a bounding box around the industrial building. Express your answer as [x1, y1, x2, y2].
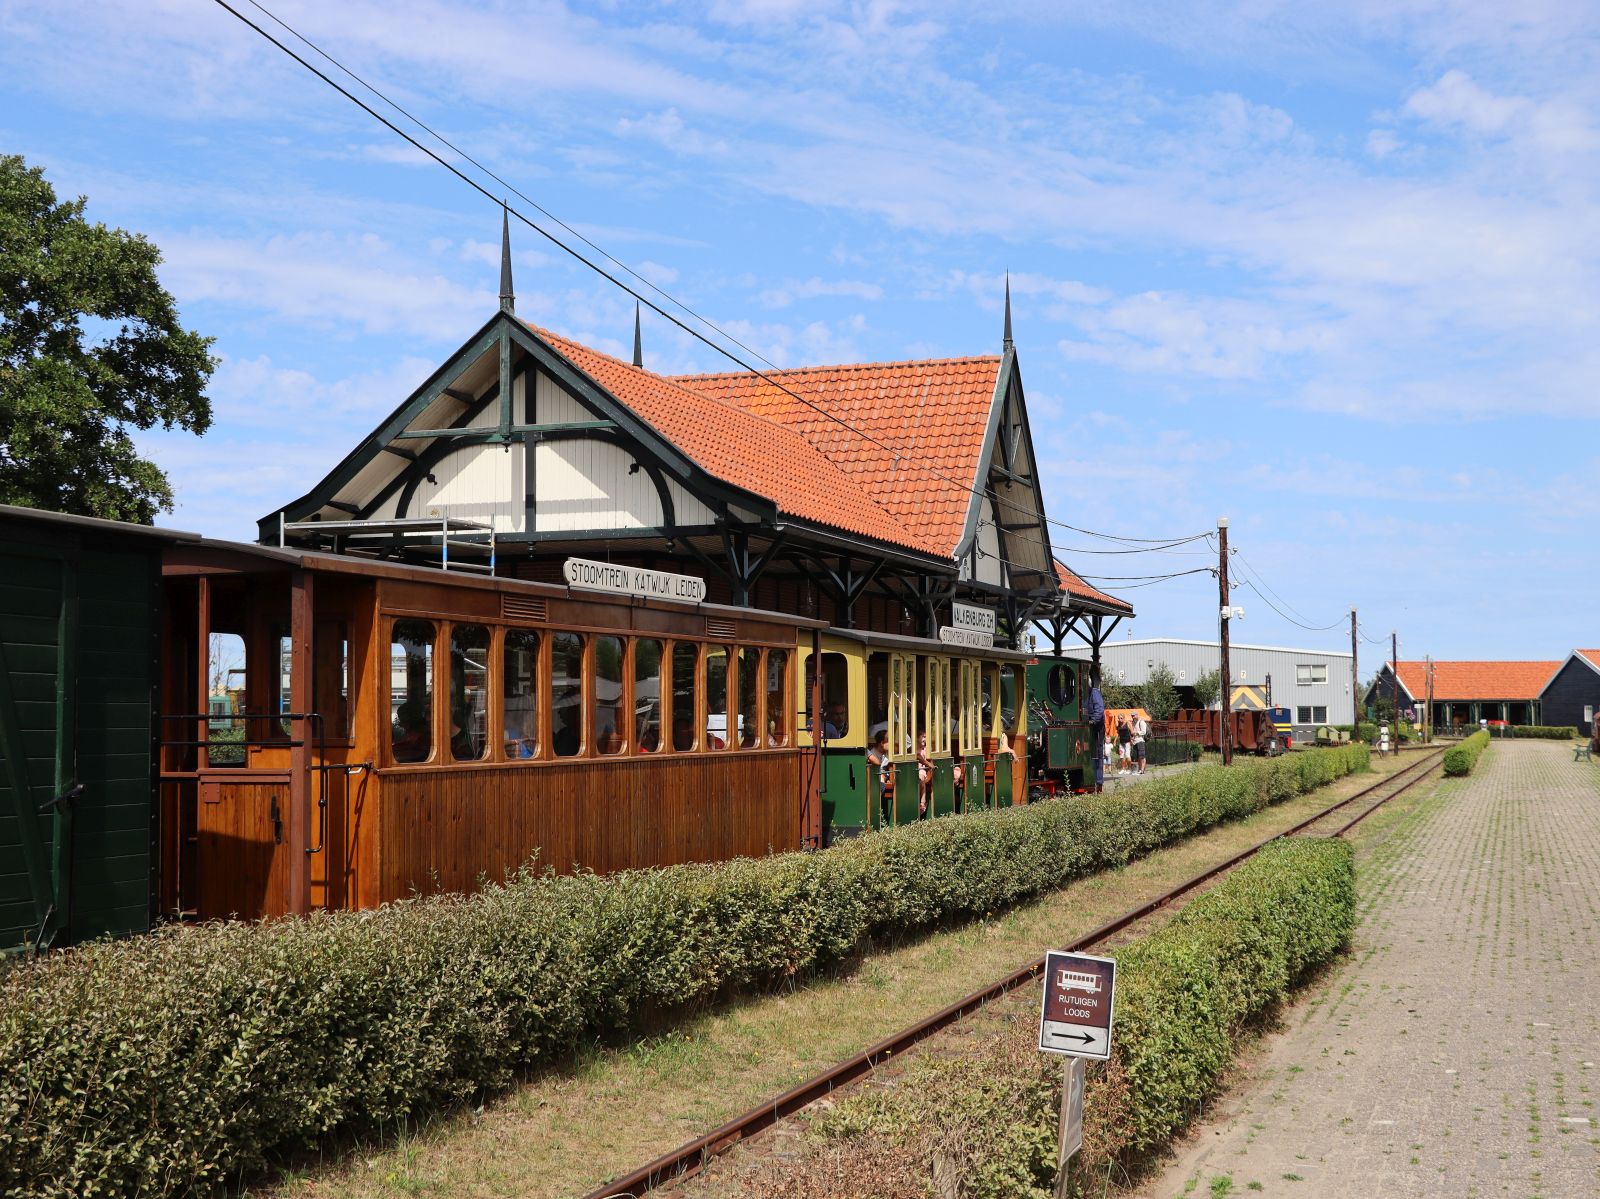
[1093, 637, 1356, 741]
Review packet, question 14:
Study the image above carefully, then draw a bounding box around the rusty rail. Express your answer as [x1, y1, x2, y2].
[582, 748, 1447, 1198]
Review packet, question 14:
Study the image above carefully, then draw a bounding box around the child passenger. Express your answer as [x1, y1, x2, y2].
[916, 731, 934, 816]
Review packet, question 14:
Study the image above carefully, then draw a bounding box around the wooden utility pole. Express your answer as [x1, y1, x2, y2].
[1391, 631, 1401, 755]
[1425, 655, 1434, 744]
[1218, 517, 1232, 766]
[1350, 608, 1359, 732]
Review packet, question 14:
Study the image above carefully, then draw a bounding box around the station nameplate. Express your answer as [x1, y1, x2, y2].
[1038, 950, 1117, 1060]
[938, 625, 995, 649]
[563, 557, 706, 603]
[950, 601, 997, 634]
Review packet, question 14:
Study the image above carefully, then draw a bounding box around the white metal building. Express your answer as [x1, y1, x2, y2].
[1093, 638, 1356, 740]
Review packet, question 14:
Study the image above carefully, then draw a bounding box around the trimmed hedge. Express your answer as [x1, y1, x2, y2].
[1510, 725, 1579, 740]
[1102, 838, 1355, 1156]
[0, 745, 1366, 1199]
[799, 838, 1357, 1197]
[1443, 729, 1490, 776]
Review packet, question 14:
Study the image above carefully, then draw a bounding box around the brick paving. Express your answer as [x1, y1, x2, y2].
[1140, 741, 1600, 1199]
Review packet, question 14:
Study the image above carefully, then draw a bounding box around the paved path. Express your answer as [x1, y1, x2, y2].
[1141, 741, 1600, 1199]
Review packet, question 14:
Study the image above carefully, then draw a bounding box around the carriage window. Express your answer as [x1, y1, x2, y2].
[449, 625, 490, 761]
[551, 632, 584, 757]
[671, 642, 698, 751]
[736, 648, 761, 749]
[635, 639, 663, 753]
[817, 651, 850, 739]
[867, 655, 888, 751]
[274, 634, 293, 737]
[207, 630, 249, 767]
[766, 649, 789, 747]
[502, 630, 539, 760]
[1002, 665, 1022, 736]
[313, 623, 350, 740]
[981, 665, 996, 745]
[705, 646, 729, 750]
[390, 620, 435, 763]
[591, 636, 625, 756]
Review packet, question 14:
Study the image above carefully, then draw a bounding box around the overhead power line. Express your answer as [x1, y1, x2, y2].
[210, 0, 1209, 555]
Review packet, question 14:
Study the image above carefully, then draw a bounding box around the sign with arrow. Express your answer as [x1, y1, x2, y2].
[1038, 950, 1117, 1061]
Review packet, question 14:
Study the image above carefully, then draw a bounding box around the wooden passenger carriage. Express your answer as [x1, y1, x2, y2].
[158, 541, 823, 921]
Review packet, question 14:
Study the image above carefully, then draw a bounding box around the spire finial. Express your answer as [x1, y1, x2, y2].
[1002, 271, 1013, 351]
[632, 300, 643, 368]
[498, 202, 515, 314]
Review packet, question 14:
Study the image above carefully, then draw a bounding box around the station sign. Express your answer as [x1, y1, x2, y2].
[950, 601, 997, 635]
[1038, 950, 1117, 1060]
[563, 557, 706, 604]
[940, 601, 997, 649]
[938, 625, 995, 649]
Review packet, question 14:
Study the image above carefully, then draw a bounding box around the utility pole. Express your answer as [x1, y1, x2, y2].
[1391, 631, 1400, 755]
[1350, 608, 1359, 734]
[1426, 655, 1434, 744]
[1218, 517, 1232, 766]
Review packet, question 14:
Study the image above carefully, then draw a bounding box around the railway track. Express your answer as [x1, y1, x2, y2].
[582, 748, 1449, 1199]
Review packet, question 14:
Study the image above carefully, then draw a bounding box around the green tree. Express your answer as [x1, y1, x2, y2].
[1, 154, 215, 522]
[1191, 667, 1221, 710]
[1139, 662, 1181, 719]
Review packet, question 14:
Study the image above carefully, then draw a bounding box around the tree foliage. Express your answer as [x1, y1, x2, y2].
[1190, 667, 1221, 710]
[0, 154, 215, 523]
[1139, 662, 1181, 720]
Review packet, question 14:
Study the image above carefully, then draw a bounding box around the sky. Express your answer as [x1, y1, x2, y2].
[2, 0, 1597, 663]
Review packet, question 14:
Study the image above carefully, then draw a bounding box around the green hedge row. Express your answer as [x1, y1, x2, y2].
[1510, 725, 1579, 740]
[1107, 838, 1356, 1156]
[1443, 729, 1490, 776]
[0, 745, 1367, 1199]
[803, 838, 1358, 1196]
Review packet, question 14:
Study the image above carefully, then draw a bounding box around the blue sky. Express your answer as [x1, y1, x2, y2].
[3, 1, 1596, 663]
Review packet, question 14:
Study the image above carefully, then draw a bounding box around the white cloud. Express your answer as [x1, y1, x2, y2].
[159, 232, 495, 337]
[758, 277, 884, 308]
[1404, 70, 1530, 134]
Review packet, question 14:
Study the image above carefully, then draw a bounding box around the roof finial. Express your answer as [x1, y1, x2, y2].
[1002, 270, 1013, 351]
[632, 300, 643, 368]
[498, 202, 515, 314]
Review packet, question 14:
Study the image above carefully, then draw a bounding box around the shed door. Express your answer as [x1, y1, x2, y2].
[0, 549, 69, 950]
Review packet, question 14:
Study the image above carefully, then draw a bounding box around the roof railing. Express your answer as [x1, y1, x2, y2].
[278, 513, 497, 575]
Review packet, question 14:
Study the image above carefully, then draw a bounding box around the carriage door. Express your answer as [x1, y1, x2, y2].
[1, 534, 161, 951]
[180, 571, 315, 922]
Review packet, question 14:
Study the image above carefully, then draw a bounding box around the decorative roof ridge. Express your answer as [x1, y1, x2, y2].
[670, 353, 1003, 382]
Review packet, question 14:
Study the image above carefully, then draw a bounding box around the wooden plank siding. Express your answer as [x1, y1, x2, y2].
[377, 750, 806, 900]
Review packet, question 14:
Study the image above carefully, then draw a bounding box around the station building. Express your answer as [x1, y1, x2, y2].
[1541, 651, 1600, 733]
[1092, 637, 1355, 740]
[1365, 660, 1559, 730]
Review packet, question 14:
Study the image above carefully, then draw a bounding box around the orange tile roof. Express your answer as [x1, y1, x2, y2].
[527, 324, 918, 553]
[1054, 559, 1134, 614]
[523, 324, 1124, 614]
[674, 357, 1000, 558]
[1577, 650, 1600, 673]
[1392, 660, 1561, 702]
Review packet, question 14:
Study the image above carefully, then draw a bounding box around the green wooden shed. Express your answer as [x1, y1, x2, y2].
[0, 505, 197, 952]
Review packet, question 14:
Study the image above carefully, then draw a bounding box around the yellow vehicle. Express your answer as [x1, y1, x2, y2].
[797, 631, 1030, 842]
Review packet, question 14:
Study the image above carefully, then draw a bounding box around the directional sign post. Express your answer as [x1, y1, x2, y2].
[1041, 950, 1116, 1197]
[1038, 950, 1117, 1060]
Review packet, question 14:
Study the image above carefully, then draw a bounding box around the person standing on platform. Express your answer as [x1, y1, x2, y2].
[1116, 716, 1133, 775]
[1083, 669, 1106, 793]
[1132, 712, 1149, 775]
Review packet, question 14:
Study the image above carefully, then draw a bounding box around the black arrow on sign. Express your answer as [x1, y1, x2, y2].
[1056, 1030, 1096, 1045]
